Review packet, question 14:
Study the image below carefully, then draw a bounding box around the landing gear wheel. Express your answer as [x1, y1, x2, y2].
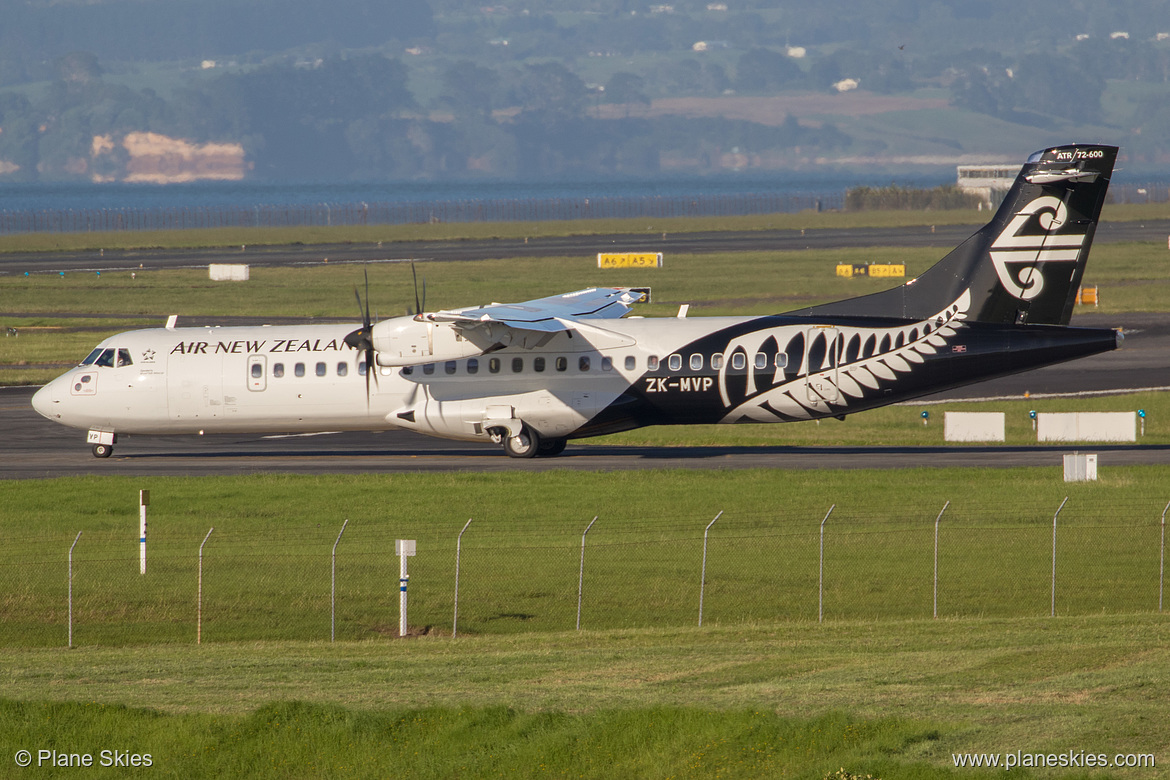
[537, 437, 567, 457]
[503, 426, 541, 459]
[91, 443, 113, 458]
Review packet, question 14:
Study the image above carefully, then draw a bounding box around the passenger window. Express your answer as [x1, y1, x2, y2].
[754, 353, 768, 369]
[337, 362, 348, 377]
[689, 354, 703, 371]
[533, 357, 546, 372]
[358, 361, 367, 376]
[647, 356, 659, 371]
[117, 349, 133, 367]
[512, 357, 523, 373]
[602, 356, 613, 371]
[445, 360, 457, 375]
[625, 356, 636, 371]
[489, 358, 500, 374]
[579, 356, 591, 372]
[295, 363, 306, 377]
[731, 353, 745, 370]
[467, 358, 479, 375]
[96, 349, 116, 368]
[711, 354, 724, 370]
[775, 353, 788, 368]
[668, 354, 681, 371]
[274, 363, 285, 378]
[251, 363, 263, 379]
[80, 348, 102, 366]
[423, 363, 435, 375]
[555, 356, 567, 372]
[315, 362, 327, 377]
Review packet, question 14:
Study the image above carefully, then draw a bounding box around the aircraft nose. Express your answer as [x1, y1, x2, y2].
[31, 380, 56, 419]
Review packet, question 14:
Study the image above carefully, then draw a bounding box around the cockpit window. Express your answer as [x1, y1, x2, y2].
[95, 349, 116, 368]
[80, 348, 103, 366]
[117, 349, 133, 367]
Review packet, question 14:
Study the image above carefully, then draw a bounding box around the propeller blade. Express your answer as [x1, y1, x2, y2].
[363, 268, 371, 326]
[411, 262, 422, 315]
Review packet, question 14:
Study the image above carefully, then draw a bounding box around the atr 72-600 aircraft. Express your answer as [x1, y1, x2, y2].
[34, 144, 1121, 458]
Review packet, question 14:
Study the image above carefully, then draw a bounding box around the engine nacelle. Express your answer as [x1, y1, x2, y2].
[370, 315, 490, 367]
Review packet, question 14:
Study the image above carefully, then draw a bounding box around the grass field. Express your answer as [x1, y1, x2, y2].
[2, 615, 1166, 778]
[2, 468, 1166, 646]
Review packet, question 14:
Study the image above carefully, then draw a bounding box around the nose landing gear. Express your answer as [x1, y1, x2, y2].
[92, 443, 113, 458]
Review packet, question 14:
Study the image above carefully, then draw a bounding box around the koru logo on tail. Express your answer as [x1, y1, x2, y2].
[989, 196, 1086, 300]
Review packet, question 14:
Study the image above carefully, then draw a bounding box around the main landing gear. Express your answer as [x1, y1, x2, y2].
[494, 424, 568, 459]
[91, 443, 113, 458]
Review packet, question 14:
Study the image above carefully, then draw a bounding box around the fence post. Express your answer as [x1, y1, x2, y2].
[1161, 501, 1168, 613]
[933, 501, 950, 619]
[67, 532, 81, 649]
[576, 516, 598, 631]
[198, 528, 214, 645]
[452, 519, 472, 638]
[818, 505, 836, 623]
[331, 518, 349, 642]
[697, 511, 724, 627]
[1051, 497, 1068, 617]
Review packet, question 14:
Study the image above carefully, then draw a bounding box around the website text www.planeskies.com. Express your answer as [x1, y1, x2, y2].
[953, 750, 1155, 770]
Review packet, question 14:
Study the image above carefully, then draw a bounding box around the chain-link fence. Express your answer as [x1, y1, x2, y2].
[1, 497, 1165, 648]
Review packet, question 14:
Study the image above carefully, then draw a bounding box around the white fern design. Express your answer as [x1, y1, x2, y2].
[718, 289, 971, 422]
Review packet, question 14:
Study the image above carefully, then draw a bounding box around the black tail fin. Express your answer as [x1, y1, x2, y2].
[794, 144, 1117, 326]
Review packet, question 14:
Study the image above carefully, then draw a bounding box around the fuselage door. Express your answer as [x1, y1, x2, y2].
[248, 355, 267, 391]
[805, 326, 840, 404]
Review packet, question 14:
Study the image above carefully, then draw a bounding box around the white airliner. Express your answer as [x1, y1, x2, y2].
[33, 145, 1122, 458]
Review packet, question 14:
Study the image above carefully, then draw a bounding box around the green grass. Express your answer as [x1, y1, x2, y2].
[2, 469, 1167, 648]
[1, 614, 1167, 778]
[2, 471, 1167, 778]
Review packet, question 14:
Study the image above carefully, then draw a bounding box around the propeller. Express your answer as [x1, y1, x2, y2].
[410, 261, 426, 317]
[343, 268, 378, 404]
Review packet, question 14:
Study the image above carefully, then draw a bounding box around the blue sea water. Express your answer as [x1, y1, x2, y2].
[0, 172, 952, 213]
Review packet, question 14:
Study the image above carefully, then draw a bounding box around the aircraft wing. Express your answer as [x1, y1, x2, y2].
[422, 287, 645, 333]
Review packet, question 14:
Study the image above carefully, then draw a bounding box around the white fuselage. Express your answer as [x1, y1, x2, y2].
[31, 317, 743, 443]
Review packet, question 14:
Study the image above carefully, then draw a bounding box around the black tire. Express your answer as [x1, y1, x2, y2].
[536, 437, 567, 457]
[92, 443, 113, 458]
[502, 426, 541, 458]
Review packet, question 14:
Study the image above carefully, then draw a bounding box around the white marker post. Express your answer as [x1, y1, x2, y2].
[139, 490, 150, 575]
[396, 540, 416, 637]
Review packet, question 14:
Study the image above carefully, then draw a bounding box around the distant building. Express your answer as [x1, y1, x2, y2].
[957, 163, 1018, 209]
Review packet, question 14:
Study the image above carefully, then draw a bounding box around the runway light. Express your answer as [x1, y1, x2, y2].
[921, 411, 929, 426]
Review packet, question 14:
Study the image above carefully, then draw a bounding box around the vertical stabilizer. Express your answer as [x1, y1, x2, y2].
[793, 144, 1117, 325]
